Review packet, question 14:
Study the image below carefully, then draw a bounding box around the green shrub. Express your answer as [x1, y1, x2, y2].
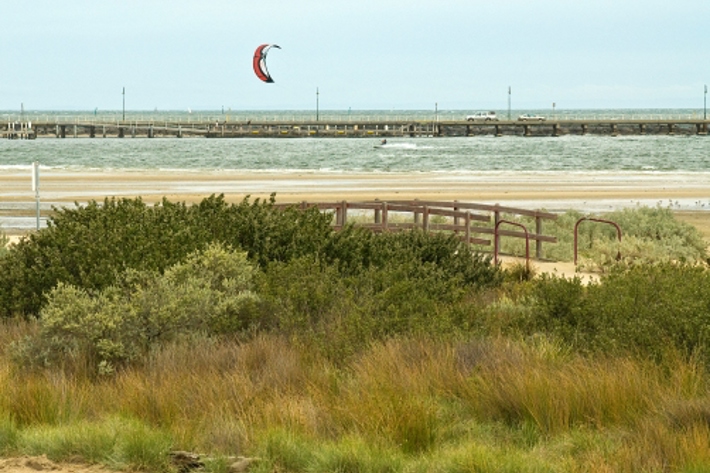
[0, 230, 8, 258]
[516, 264, 710, 362]
[583, 263, 710, 360]
[326, 228, 501, 288]
[496, 205, 707, 267]
[11, 244, 258, 375]
[0, 194, 336, 318]
[577, 206, 708, 271]
[528, 273, 588, 342]
[255, 252, 490, 362]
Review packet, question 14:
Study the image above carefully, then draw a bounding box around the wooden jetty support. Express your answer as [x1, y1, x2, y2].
[275, 199, 559, 261]
[4, 117, 709, 139]
[3, 121, 36, 139]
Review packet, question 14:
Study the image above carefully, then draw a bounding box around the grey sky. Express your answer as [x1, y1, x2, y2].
[2, 0, 708, 111]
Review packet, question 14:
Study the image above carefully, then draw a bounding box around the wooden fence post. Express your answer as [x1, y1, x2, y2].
[341, 200, 348, 226]
[382, 202, 388, 231]
[413, 198, 421, 225]
[453, 200, 459, 235]
[493, 206, 501, 254]
[535, 215, 543, 259]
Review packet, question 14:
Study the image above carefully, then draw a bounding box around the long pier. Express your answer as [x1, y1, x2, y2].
[4, 117, 709, 139]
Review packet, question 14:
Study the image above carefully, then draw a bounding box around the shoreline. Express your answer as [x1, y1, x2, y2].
[1, 168, 709, 205]
[1, 168, 709, 237]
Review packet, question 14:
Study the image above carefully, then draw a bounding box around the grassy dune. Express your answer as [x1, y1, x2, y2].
[2, 330, 710, 472]
[1, 200, 709, 472]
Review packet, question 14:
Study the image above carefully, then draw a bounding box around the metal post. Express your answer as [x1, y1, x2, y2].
[507, 86, 511, 120]
[31, 162, 40, 230]
[704, 85, 707, 121]
[316, 87, 319, 121]
[122, 87, 125, 121]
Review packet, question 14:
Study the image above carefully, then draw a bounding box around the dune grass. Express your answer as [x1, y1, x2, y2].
[2, 203, 710, 472]
[3, 328, 710, 472]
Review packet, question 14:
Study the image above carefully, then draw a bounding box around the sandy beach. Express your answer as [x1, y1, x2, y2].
[1, 168, 709, 242]
[2, 168, 709, 209]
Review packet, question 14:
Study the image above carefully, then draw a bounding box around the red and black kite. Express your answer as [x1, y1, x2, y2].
[253, 44, 281, 83]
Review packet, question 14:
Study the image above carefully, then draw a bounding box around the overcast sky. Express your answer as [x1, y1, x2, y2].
[2, 0, 708, 111]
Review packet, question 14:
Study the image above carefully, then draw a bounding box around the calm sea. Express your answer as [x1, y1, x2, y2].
[1, 109, 709, 173]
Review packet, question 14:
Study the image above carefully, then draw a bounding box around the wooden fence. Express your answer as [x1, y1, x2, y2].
[276, 199, 558, 260]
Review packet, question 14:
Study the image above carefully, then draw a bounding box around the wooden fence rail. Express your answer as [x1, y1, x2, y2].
[276, 199, 558, 260]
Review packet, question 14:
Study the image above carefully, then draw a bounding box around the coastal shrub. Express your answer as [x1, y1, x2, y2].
[512, 263, 710, 362]
[325, 227, 501, 288]
[582, 263, 710, 360]
[254, 247, 490, 361]
[10, 244, 258, 375]
[0, 230, 8, 258]
[0, 194, 333, 318]
[496, 205, 707, 267]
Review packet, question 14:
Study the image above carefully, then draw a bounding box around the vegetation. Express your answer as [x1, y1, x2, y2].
[1, 196, 710, 472]
[493, 204, 708, 270]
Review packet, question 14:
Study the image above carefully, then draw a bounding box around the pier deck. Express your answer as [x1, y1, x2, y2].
[4, 117, 709, 139]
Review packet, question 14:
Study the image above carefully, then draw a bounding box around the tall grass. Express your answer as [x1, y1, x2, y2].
[3, 329, 710, 471]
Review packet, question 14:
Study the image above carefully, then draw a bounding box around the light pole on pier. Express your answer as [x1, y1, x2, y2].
[316, 87, 319, 121]
[507, 86, 511, 120]
[122, 87, 126, 121]
[704, 85, 707, 121]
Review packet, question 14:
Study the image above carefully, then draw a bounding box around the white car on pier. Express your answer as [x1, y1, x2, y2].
[466, 111, 498, 121]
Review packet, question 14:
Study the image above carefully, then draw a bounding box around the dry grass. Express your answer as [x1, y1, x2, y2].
[3, 329, 710, 471]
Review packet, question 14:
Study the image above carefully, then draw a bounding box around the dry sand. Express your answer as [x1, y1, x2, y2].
[0, 169, 709, 209]
[0, 456, 115, 473]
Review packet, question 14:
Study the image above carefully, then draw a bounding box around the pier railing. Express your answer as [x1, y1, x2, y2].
[2, 111, 708, 123]
[6, 115, 708, 139]
[276, 199, 558, 260]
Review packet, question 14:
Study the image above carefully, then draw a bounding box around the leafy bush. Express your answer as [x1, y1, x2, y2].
[512, 264, 710, 363]
[0, 194, 333, 318]
[0, 230, 8, 258]
[577, 206, 708, 271]
[11, 244, 258, 375]
[496, 205, 708, 268]
[256, 242, 496, 361]
[325, 227, 501, 288]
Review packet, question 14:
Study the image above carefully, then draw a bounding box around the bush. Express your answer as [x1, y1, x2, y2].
[582, 263, 710, 360]
[0, 194, 334, 318]
[577, 206, 708, 271]
[513, 264, 710, 363]
[325, 228, 501, 289]
[0, 230, 8, 258]
[11, 244, 258, 375]
[495, 205, 708, 268]
[256, 243, 495, 361]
